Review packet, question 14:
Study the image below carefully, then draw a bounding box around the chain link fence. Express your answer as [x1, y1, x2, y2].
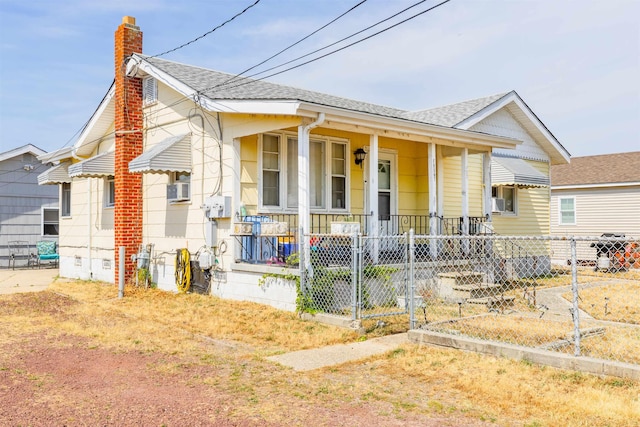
[301, 233, 639, 366]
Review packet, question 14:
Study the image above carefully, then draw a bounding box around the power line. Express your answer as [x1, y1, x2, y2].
[221, 0, 369, 87]
[149, 0, 262, 58]
[201, 0, 452, 95]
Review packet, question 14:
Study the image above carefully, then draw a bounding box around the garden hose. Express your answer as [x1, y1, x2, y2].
[175, 248, 191, 293]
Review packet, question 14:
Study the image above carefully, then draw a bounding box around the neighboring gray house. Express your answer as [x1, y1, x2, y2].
[0, 144, 60, 267]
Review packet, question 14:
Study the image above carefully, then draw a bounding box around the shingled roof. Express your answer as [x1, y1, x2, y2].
[405, 93, 509, 127]
[139, 55, 412, 122]
[551, 152, 640, 186]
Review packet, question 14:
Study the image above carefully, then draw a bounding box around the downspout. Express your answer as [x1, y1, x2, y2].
[298, 112, 325, 270]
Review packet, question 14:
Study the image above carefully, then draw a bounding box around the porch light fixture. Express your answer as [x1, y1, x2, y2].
[354, 148, 367, 168]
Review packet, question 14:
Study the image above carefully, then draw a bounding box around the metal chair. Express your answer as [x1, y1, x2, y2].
[36, 240, 59, 268]
[8, 240, 36, 270]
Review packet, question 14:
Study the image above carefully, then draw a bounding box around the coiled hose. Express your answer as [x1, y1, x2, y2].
[175, 248, 191, 293]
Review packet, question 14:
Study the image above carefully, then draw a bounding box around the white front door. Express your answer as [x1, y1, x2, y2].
[377, 152, 397, 245]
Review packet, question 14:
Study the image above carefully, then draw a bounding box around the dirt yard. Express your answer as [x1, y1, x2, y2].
[1, 281, 637, 426]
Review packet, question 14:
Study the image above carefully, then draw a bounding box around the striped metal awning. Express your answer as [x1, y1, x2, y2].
[68, 151, 115, 178]
[491, 156, 549, 188]
[129, 133, 191, 174]
[37, 161, 71, 185]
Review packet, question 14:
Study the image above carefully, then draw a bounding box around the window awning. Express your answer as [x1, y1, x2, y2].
[491, 156, 549, 188]
[68, 151, 115, 178]
[37, 161, 72, 185]
[129, 133, 191, 174]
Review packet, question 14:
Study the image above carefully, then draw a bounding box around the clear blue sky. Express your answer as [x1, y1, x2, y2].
[1, 0, 638, 157]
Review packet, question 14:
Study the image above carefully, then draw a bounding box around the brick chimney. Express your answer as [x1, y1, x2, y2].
[114, 16, 143, 282]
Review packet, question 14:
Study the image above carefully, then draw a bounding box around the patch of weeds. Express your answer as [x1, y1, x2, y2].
[605, 378, 635, 388]
[520, 358, 534, 367]
[315, 385, 330, 395]
[361, 391, 379, 401]
[427, 400, 444, 412]
[357, 335, 367, 342]
[387, 348, 406, 358]
[524, 421, 543, 427]
[496, 368, 507, 374]
[430, 360, 443, 368]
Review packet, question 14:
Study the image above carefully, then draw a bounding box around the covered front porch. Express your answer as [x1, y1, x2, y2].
[229, 114, 515, 266]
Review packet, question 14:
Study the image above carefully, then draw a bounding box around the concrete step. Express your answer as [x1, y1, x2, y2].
[452, 283, 502, 299]
[438, 271, 484, 286]
[467, 295, 515, 310]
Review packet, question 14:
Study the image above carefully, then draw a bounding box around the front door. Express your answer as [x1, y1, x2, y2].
[377, 152, 397, 247]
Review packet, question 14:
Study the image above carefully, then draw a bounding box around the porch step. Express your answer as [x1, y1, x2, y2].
[467, 296, 515, 310]
[452, 283, 502, 299]
[438, 271, 484, 286]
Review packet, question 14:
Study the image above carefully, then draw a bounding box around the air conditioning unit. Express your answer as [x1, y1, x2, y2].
[492, 197, 505, 213]
[167, 182, 190, 202]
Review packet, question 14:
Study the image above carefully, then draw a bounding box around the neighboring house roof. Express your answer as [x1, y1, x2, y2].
[0, 144, 47, 162]
[551, 151, 640, 188]
[409, 91, 570, 165]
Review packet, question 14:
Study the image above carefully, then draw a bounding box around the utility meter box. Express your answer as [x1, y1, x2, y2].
[202, 196, 232, 218]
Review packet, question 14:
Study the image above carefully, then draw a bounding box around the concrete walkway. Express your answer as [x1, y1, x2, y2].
[267, 333, 408, 371]
[0, 267, 59, 295]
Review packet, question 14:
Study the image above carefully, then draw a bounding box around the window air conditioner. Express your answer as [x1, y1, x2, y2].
[167, 182, 190, 202]
[492, 197, 505, 212]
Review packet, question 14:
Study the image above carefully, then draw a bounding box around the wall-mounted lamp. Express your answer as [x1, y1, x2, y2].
[354, 147, 367, 168]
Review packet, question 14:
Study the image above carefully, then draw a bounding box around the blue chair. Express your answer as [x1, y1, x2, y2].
[36, 240, 59, 268]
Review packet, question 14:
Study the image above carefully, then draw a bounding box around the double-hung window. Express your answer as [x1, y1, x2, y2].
[42, 208, 59, 236]
[558, 197, 576, 225]
[260, 133, 348, 211]
[492, 185, 516, 215]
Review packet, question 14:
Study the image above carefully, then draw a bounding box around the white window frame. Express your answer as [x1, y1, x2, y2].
[558, 196, 576, 225]
[258, 132, 350, 213]
[41, 207, 59, 236]
[61, 182, 71, 217]
[169, 171, 191, 203]
[105, 176, 115, 208]
[492, 185, 517, 215]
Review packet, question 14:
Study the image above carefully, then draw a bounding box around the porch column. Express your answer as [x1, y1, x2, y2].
[368, 134, 379, 263]
[428, 143, 438, 258]
[232, 137, 242, 260]
[483, 151, 492, 223]
[298, 114, 325, 270]
[461, 148, 470, 255]
[298, 126, 310, 267]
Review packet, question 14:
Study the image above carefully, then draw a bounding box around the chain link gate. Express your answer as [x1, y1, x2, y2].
[302, 232, 411, 321]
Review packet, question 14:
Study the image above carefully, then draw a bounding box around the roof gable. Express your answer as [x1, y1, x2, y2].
[0, 144, 47, 162]
[551, 151, 640, 187]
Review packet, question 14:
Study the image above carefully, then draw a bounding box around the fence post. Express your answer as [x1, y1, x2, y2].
[299, 227, 306, 298]
[570, 237, 581, 357]
[409, 229, 416, 330]
[351, 232, 359, 321]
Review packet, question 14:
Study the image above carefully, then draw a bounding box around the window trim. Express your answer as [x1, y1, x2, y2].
[558, 196, 576, 225]
[105, 176, 115, 209]
[492, 185, 517, 216]
[258, 131, 350, 213]
[61, 182, 71, 217]
[41, 207, 60, 236]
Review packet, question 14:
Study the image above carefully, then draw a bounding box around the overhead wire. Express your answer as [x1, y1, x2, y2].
[199, 0, 452, 95]
[149, 0, 262, 58]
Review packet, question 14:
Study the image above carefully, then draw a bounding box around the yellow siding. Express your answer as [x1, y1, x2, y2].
[492, 160, 550, 236]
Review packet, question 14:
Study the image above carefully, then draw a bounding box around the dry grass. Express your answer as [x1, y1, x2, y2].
[1, 279, 638, 426]
[565, 281, 640, 324]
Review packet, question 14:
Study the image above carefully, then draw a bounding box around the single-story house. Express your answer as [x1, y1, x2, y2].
[39, 16, 569, 302]
[1, 144, 60, 267]
[550, 151, 640, 265]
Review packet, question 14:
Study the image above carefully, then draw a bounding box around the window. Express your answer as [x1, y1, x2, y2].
[559, 197, 576, 225]
[61, 182, 71, 217]
[260, 133, 348, 211]
[492, 185, 516, 215]
[167, 171, 191, 202]
[105, 176, 115, 208]
[143, 76, 157, 106]
[42, 208, 59, 236]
